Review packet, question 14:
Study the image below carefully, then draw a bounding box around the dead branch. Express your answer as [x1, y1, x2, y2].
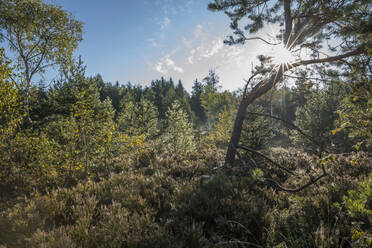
[236, 144, 295, 175]
[264, 170, 327, 193]
[243, 36, 281, 46]
[284, 74, 332, 82]
[243, 72, 260, 97]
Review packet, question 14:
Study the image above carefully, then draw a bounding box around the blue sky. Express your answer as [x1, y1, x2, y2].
[52, 0, 276, 91]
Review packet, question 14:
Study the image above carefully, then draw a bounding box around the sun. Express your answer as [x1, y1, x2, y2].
[269, 43, 296, 65]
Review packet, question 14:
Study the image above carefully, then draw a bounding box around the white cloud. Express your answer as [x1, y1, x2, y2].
[165, 57, 184, 73]
[194, 24, 202, 37]
[182, 24, 203, 49]
[160, 16, 170, 30]
[153, 54, 184, 74]
[200, 38, 224, 58]
[146, 22, 281, 92]
[187, 49, 196, 64]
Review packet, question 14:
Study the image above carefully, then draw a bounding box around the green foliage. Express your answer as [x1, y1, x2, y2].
[0, 0, 83, 122]
[292, 83, 352, 155]
[0, 1, 371, 247]
[202, 69, 220, 93]
[0, 0, 83, 82]
[212, 109, 234, 146]
[164, 100, 195, 159]
[241, 105, 272, 151]
[190, 79, 207, 126]
[343, 174, 372, 224]
[200, 86, 234, 127]
[118, 97, 158, 139]
[337, 77, 372, 148]
[0, 48, 23, 137]
[200, 108, 234, 150]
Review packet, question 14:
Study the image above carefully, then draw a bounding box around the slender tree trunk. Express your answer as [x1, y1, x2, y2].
[224, 97, 248, 167]
[224, 67, 285, 166]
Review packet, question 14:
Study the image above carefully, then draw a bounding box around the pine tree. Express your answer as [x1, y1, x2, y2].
[164, 100, 195, 159]
[203, 69, 220, 93]
[190, 79, 207, 126]
[118, 97, 158, 139]
[208, 0, 371, 165]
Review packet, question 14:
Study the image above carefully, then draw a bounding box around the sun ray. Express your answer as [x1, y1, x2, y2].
[287, 25, 307, 51]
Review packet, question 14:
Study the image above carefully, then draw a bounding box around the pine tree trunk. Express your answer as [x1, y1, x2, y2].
[224, 67, 286, 167]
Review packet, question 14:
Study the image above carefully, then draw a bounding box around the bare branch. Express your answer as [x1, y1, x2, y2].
[291, 47, 364, 67]
[243, 72, 260, 97]
[236, 144, 295, 175]
[244, 36, 281, 45]
[25, 37, 43, 59]
[264, 170, 327, 193]
[284, 74, 332, 82]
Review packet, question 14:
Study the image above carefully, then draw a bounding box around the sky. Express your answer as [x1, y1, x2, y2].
[51, 0, 281, 92]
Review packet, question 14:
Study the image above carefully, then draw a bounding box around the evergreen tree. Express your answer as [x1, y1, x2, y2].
[241, 105, 272, 151]
[190, 79, 207, 126]
[164, 100, 195, 159]
[118, 97, 158, 139]
[292, 82, 352, 155]
[200, 87, 234, 127]
[203, 69, 220, 93]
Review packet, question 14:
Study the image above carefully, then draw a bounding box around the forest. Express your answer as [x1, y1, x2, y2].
[0, 0, 371, 247]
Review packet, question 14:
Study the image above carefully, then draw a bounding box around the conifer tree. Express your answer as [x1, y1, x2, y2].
[208, 0, 371, 166]
[164, 100, 195, 159]
[118, 97, 158, 139]
[190, 79, 207, 126]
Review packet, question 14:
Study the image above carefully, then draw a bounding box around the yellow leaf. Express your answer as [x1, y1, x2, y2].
[353, 96, 359, 102]
[353, 141, 363, 150]
[332, 128, 342, 135]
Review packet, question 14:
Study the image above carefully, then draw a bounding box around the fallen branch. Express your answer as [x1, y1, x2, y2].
[264, 170, 327, 193]
[236, 144, 295, 175]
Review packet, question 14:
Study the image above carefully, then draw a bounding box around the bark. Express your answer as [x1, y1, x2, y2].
[283, 0, 292, 46]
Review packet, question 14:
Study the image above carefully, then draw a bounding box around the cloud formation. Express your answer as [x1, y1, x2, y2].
[147, 22, 282, 92]
[153, 54, 184, 74]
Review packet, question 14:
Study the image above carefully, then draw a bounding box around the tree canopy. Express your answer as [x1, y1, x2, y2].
[0, 0, 83, 120]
